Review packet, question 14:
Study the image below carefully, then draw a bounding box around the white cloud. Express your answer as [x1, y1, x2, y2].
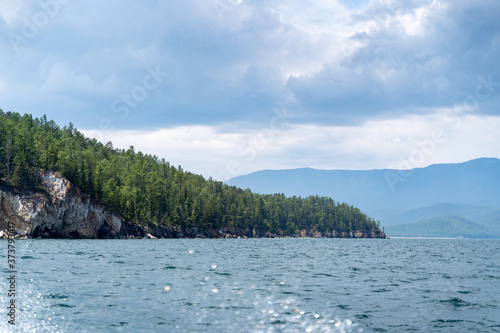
[41, 62, 94, 92]
[0, 0, 23, 25]
[36, 61, 119, 98]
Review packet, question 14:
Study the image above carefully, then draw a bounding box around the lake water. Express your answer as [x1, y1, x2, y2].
[1, 239, 499, 332]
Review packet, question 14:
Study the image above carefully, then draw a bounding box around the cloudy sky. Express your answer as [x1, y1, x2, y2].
[1, 0, 499, 180]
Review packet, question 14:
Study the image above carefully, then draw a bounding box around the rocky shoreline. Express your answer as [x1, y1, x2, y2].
[0, 222, 386, 239]
[0, 171, 386, 240]
[0, 227, 387, 240]
[115, 223, 386, 239]
[0, 226, 386, 239]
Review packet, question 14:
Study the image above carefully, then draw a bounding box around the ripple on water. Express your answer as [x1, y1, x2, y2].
[21, 255, 36, 259]
[372, 288, 392, 293]
[46, 293, 69, 299]
[438, 297, 474, 308]
[56, 303, 74, 308]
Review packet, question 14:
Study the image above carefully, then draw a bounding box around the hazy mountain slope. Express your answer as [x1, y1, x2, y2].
[226, 158, 500, 214]
[384, 216, 494, 238]
[380, 203, 500, 226]
[464, 208, 500, 230]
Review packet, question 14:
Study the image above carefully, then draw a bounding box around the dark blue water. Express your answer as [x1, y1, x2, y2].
[1, 239, 499, 332]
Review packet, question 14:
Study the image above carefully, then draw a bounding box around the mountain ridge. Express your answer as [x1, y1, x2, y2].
[245, 157, 500, 173]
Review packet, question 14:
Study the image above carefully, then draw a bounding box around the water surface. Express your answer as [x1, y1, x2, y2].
[1, 239, 499, 332]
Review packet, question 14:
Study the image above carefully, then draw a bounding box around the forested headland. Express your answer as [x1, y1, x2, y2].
[0, 110, 384, 238]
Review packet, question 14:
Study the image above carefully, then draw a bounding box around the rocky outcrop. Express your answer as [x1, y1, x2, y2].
[0, 171, 121, 238]
[0, 171, 386, 239]
[295, 229, 386, 239]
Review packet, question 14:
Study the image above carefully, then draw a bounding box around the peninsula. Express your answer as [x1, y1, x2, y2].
[0, 111, 385, 239]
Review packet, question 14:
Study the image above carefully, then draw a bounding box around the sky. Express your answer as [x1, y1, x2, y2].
[0, 0, 499, 180]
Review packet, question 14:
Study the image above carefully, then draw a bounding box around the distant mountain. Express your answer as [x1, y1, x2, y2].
[384, 216, 494, 238]
[226, 158, 500, 237]
[226, 158, 500, 213]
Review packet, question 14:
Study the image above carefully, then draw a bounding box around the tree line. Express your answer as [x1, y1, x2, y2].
[0, 110, 382, 236]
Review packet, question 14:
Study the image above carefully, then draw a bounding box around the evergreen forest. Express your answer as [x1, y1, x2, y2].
[0, 110, 382, 236]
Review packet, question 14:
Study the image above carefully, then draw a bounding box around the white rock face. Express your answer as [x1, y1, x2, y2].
[0, 171, 122, 238]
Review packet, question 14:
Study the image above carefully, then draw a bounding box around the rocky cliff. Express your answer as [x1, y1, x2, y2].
[0, 171, 385, 239]
[0, 171, 122, 238]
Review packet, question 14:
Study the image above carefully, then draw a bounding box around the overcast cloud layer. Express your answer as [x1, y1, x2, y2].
[1, 0, 499, 179]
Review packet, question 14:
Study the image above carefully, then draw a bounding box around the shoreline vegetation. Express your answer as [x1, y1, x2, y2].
[0, 111, 385, 239]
